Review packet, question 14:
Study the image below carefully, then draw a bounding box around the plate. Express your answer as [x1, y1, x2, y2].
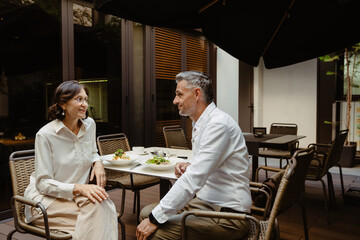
[100, 154, 137, 166]
[144, 158, 175, 171]
[133, 152, 148, 155]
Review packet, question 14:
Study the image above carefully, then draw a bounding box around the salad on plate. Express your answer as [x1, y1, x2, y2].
[145, 155, 174, 170]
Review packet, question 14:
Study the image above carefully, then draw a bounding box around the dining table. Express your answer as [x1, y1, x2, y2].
[243, 133, 306, 181]
[103, 147, 192, 198]
[103, 134, 306, 198]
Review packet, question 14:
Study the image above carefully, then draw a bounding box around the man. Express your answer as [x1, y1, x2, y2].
[136, 71, 251, 240]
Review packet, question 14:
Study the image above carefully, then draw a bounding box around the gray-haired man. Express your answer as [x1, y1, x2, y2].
[136, 71, 251, 240]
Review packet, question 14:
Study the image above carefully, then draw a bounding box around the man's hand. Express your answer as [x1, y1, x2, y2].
[175, 162, 191, 178]
[90, 161, 106, 188]
[136, 218, 158, 240]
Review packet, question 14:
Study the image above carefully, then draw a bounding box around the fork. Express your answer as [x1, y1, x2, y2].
[129, 163, 141, 170]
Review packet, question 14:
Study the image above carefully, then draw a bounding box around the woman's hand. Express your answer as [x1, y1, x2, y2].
[175, 162, 191, 178]
[90, 161, 106, 188]
[73, 184, 109, 203]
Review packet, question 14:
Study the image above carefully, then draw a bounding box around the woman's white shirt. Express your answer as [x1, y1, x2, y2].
[24, 117, 100, 223]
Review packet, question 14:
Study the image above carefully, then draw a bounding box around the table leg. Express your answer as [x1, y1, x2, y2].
[159, 179, 171, 198]
[252, 156, 258, 181]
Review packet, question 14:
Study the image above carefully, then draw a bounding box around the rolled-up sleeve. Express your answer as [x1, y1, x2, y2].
[35, 134, 74, 199]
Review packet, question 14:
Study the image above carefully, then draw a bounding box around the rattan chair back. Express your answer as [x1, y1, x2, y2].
[97, 133, 131, 155]
[322, 129, 348, 173]
[270, 123, 297, 135]
[263, 157, 296, 239]
[279, 147, 314, 210]
[163, 125, 188, 149]
[8, 149, 72, 240]
[9, 150, 35, 224]
[96, 133, 160, 229]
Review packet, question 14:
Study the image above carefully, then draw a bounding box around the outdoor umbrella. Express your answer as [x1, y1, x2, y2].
[0, 4, 60, 76]
[95, 0, 360, 69]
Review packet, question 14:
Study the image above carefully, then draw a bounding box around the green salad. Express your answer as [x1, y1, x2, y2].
[146, 155, 170, 165]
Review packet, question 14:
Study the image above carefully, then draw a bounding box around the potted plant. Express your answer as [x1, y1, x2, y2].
[319, 43, 360, 167]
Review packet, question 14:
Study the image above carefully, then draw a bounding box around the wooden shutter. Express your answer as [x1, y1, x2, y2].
[154, 28, 209, 147]
[154, 28, 182, 146]
[186, 35, 208, 74]
[155, 28, 182, 80]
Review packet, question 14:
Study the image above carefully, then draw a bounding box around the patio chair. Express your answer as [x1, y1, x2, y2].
[259, 123, 298, 177]
[181, 149, 301, 240]
[305, 129, 348, 223]
[8, 149, 126, 240]
[163, 125, 189, 149]
[254, 146, 315, 240]
[7, 149, 72, 240]
[97, 133, 161, 223]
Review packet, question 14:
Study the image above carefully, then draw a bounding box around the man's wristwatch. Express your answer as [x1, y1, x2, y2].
[149, 212, 161, 226]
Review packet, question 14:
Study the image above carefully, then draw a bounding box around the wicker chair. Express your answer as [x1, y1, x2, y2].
[97, 133, 161, 223]
[259, 123, 298, 176]
[254, 146, 315, 240]
[163, 125, 189, 149]
[8, 149, 126, 240]
[7, 149, 72, 240]
[306, 129, 348, 223]
[181, 150, 302, 240]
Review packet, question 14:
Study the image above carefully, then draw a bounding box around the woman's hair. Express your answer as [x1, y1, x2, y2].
[48, 80, 89, 120]
[175, 71, 213, 104]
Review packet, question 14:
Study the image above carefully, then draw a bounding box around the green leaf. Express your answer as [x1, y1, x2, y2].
[326, 71, 336, 75]
[319, 55, 339, 62]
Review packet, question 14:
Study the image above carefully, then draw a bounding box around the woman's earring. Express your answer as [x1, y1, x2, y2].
[62, 109, 65, 116]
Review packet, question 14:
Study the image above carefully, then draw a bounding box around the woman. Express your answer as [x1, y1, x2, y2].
[24, 80, 118, 239]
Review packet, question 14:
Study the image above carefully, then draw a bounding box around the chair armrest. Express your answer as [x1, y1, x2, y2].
[11, 195, 51, 239]
[308, 143, 331, 148]
[250, 186, 271, 219]
[181, 210, 260, 240]
[13, 195, 40, 207]
[255, 166, 283, 181]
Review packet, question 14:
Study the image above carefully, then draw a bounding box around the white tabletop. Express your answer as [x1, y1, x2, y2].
[103, 147, 192, 181]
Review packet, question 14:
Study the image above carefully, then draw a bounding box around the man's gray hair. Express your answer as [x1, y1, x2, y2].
[175, 71, 213, 104]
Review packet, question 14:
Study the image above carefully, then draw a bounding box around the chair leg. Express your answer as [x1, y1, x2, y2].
[7, 229, 16, 240]
[136, 190, 141, 224]
[264, 157, 268, 178]
[327, 173, 336, 210]
[279, 157, 289, 169]
[133, 191, 137, 214]
[338, 164, 346, 199]
[320, 179, 330, 224]
[299, 201, 309, 240]
[118, 218, 126, 240]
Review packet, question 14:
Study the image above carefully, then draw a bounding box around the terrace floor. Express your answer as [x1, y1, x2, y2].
[1, 158, 360, 240]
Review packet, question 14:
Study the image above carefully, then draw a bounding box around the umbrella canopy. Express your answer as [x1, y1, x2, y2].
[95, 0, 360, 69]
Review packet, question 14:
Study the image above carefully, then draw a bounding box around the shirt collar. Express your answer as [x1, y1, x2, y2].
[53, 119, 65, 133]
[53, 118, 88, 134]
[193, 102, 216, 129]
